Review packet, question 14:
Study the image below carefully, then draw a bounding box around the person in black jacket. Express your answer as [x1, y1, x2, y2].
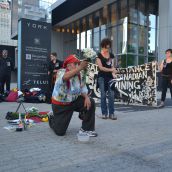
[47, 52, 63, 102]
[0, 50, 13, 94]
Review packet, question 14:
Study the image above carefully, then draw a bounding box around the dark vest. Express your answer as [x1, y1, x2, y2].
[97, 52, 114, 79]
[162, 59, 172, 77]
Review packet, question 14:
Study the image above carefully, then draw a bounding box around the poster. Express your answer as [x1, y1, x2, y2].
[18, 18, 51, 93]
[86, 61, 157, 106]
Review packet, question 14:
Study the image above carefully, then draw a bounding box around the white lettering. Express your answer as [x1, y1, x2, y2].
[33, 80, 48, 85]
[27, 23, 48, 30]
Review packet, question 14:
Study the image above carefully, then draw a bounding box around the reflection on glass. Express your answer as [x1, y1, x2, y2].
[66, 25, 70, 33]
[118, 19, 127, 54]
[92, 11, 100, 51]
[100, 25, 106, 41]
[53, 0, 158, 67]
[138, 56, 145, 65]
[119, 0, 128, 23]
[111, 26, 118, 54]
[129, 0, 137, 24]
[148, 27, 156, 56]
[148, 56, 156, 62]
[81, 17, 86, 32]
[87, 30, 92, 48]
[139, 26, 147, 55]
[148, 14, 156, 28]
[88, 14, 93, 30]
[110, 3, 117, 25]
[138, 0, 147, 26]
[81, 31, 85, 50]
[118, 54, 127, 68]
[93, 27, 99, 51]
[76, 20, 80, 34]
[94, 11, 100, 28]
[127, 54, 137, 66]
[128, 24, 138, 53]
[71, 23, 75, 34]
[100, 6, 108, 25]
[77, 34, 80, 50]
[148, 0, 157, 28]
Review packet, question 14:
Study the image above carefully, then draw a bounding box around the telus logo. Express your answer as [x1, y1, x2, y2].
[33, 80, 48, 85]
[27, 22, 48, 30]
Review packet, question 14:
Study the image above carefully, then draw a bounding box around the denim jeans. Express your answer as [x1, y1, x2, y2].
[161, 77, 172, 101]
[98, 77, 114, 116]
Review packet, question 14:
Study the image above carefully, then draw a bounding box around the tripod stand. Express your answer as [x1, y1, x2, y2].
[15, 97, 27, 114]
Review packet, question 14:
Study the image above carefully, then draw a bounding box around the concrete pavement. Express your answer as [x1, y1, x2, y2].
[0, 91, 172, 172]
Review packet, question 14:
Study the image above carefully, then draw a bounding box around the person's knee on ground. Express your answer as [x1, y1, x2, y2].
[49, 118, 67, 136]
[54, 129, 66, 136]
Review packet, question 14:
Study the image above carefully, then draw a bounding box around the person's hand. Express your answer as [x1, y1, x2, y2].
[111, 67, 117, 73]
[53, 69, 58, 73]
[84, 96, 91, 110]
[79, 60, 88, 70]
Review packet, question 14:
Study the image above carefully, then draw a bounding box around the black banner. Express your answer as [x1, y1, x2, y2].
[18, 18, 51, 93]
[86, 61, 157, 106]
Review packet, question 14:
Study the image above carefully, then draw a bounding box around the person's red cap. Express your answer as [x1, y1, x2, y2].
[63, 54, 80, 68]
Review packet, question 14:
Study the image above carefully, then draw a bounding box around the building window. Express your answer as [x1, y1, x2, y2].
[138, 55, 145, 65]
[87, 30, 92, 48]
[110, 3, 118, 26]
[93, 11, 100, 51]
[138, 26, 147, 55]
[118, 23, 127, 54]
[128, 24, 138, 54]
[80, 17, 86, 50]
[148, 27, 156, 56]
[54, 0, 158, 65]
[127, 54, 137, 66]
[138, 0, 147, 26]
[110, 26, 118, 55]
[119, 0, 128, 24]
[129, 0, 138, 24]
[118, 54, 127, 68]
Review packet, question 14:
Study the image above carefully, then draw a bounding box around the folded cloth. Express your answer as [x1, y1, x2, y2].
[63, 54, 80, 68]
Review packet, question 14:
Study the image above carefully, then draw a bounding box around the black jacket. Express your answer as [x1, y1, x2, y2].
[0, 57, 13, 74]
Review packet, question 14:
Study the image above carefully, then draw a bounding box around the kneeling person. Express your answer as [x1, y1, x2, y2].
[49, 54, 97, 137]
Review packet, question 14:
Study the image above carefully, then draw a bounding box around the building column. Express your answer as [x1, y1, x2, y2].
[158, 0, 172, 61]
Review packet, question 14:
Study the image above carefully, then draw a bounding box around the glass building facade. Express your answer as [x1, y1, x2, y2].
[0, 0, 17, 46]
[11, 0, 56, 39]
[53, 0, 158, 67]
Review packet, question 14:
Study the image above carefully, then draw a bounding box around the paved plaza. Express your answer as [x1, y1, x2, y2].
[0, 89, 172, 172]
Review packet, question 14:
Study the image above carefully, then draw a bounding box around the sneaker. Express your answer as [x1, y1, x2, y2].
[158, 101, 165, 108]
[79, 128, 98, 137]
[109, 114, 117, 120]
[102, 114, 108, 119]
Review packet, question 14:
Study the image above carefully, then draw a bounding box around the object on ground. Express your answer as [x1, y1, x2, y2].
[5, 109, 49, 123]
[77, 133, 90, 143]
[23, 88, 46, 103]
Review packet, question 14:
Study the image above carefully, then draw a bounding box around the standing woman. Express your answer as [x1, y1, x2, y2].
[96, 38, 117, 120]
[159, 49, 172, 107]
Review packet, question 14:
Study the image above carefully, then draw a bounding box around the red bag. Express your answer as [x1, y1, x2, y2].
[6, 91, 18, 102]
